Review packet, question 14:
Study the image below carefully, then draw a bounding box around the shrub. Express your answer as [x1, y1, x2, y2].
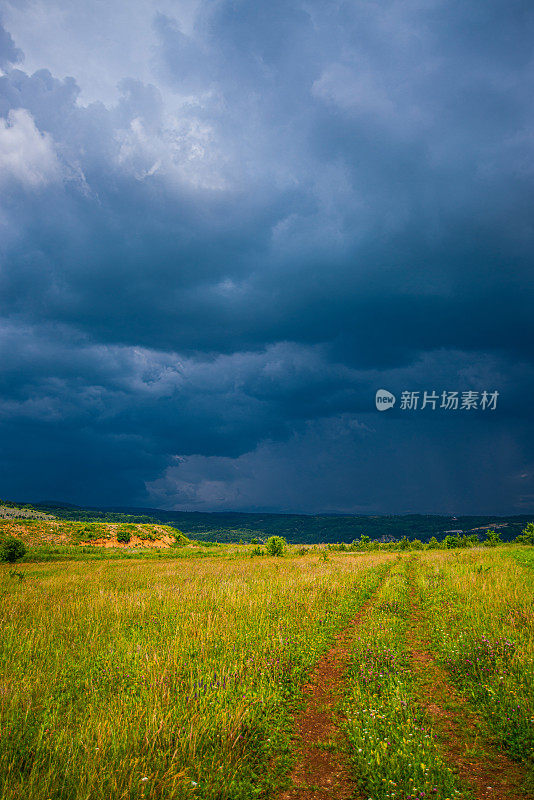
[116, 528, 131, 544]
[266, 535, 286, 556]
[443, 534, 462, 549]
[410, 538, 424, 550]
[516, 522, 534, 545]
[0, 536, 27, 563]
[484, 529, 501, 547]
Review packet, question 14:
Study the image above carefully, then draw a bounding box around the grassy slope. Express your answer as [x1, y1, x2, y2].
[0, 519, 184, 547]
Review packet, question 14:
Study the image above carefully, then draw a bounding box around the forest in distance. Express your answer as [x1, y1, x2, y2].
[1, 499, 531, 544]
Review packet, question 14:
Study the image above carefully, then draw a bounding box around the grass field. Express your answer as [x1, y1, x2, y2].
[0, 546, 533, 799]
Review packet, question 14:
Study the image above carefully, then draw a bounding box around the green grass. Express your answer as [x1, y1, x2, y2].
[19, 545, 218, 562]
[508, 546, 534, 572]
[1, 545, 533, 799]
[415, 548, 534, 777]
[0, 553, 392, 800]
[342, 560, 469, 800]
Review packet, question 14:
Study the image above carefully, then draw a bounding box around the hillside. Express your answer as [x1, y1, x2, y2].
[0, 519, 188, 549]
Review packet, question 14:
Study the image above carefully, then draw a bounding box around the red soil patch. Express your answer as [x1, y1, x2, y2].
[79, 534, 176, 549]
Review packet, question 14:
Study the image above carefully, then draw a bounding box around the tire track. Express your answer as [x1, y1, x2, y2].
[278, 565, 393, 800]
[406, 558, 529, 800]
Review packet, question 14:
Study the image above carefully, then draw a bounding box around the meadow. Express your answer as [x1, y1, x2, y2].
[0, 545, 533, 799]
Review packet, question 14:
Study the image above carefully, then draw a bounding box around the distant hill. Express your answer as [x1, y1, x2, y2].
[7, 500, 530, 544]
[0, 500, 55, 520]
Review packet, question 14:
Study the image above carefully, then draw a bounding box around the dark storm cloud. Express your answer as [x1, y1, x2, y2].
[0, 20, 22, 69]
[0, 1, 533, 510]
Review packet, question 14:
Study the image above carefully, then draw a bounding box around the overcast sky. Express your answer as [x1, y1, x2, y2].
[1, 0, 533, 514]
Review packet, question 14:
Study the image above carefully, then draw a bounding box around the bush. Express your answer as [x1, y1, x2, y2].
[266, 535, 286, 556]
[0, 536, 27, 563]
[443, 534, 462, 549]
[116, 528, 131, 544]
[516, 522, 534, 545]
[410, 538, 424, 550]
[484, 529, 501, 547]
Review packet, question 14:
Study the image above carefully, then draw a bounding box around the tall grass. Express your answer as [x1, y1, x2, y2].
[415, 548, 534, 775]
[0, 553, 392, 799]
[342, 559, 468, 800]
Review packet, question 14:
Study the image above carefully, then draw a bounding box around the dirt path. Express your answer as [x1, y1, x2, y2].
[406, 560, 530, 800]
[277, 578, 388, 800]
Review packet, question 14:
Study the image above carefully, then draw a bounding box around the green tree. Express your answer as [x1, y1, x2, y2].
[116, 528, 131, 543]
[516, 522, 534, 545]
[484, 529, 501, 547]
[410, 538, 424, 550]
[266, 536, 286, 556]
[0, 536, 27, 563]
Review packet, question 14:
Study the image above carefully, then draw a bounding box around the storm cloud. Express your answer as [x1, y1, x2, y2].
[0, 1, 533, 513]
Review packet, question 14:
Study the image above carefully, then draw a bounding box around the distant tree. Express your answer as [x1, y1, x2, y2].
[0, 536, 27, 563]
[443, 534, 464, 549]
[266, 536, 286, 556]
[410, 538, 424, 550]
[484, 529, 501, 547]
[464, 534, 480, 547]
[516, 522, 534, 545]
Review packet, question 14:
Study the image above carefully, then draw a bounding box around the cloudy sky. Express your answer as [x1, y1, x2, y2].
[1, 0, 533, 514]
